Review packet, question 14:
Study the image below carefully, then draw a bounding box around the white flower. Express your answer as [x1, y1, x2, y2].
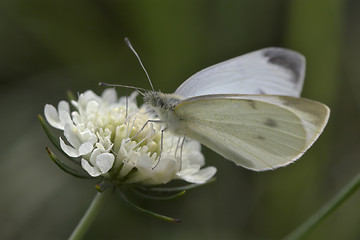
[44, 89, 216, 185]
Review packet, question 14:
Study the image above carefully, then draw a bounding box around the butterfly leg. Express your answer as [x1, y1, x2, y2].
[126, 119, 163, 143]
[179, 135, 186, 171]
[152, 127, 167, 169]
[174, 135, 186, 171]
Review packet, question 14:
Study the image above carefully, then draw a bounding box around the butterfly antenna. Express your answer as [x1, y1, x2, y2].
[99, 82, 145, 97]
[124, 37, 155, 92]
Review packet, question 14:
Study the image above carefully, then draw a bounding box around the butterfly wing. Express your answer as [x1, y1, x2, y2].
[175, 48, 305, 98]
[173, 95, 329, 171]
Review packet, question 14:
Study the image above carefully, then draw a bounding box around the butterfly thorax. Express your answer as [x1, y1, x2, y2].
[143, 91, 184, 133]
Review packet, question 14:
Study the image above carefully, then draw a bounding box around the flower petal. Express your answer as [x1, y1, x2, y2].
[44, 104, 63, 129]
[58, 100, 70, 113]
[79, 130, 98, 145]
[131, 156, 177, 185]
[184, 142, 205, 166]
[179, 166, 217, 184]
[95, 153, 115, 174]
[89, 148, 101, 165]
[101, 88, 117, 104]
[176, 165, 200, 177]
[60, 137, 80, 157]
[81, 158, 101, 177]
[78, 142, 94, 155]
[44, 101, 71, 130]
[63, 124, 81, 148]
[76, 90, 100, 113]
[86, 100, 99, 114]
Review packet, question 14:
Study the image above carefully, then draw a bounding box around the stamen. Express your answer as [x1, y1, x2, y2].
[133, 129, 153, 149]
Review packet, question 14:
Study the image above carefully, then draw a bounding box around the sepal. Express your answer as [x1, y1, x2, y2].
[116, 188, 181, 223]
[130, 187, 186, 200]
[38, 114, 78, 163]
[45, 147, 92, 179]
[140, 178, 216, 192]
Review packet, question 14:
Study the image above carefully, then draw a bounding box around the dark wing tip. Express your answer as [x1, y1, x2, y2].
[263, 48, 305, 84]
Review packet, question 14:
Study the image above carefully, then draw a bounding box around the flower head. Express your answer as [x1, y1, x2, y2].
[44, 89, 216, 186]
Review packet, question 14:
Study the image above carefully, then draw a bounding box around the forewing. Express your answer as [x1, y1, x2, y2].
[174, 95, 329, 171]
[175, 48, 305, 98]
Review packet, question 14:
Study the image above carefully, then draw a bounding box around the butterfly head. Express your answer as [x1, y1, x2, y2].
[143, 91, 185, 132]
[144, 91, 183, 111]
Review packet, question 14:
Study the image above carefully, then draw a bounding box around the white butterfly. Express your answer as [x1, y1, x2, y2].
[104, 43, 330, 171]
[141, 47, 330, 171]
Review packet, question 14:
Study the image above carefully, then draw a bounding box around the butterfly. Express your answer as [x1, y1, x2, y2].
[104, 42, 330, 171]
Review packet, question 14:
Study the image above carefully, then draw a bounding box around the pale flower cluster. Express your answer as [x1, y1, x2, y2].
[44, 89, 216, 185]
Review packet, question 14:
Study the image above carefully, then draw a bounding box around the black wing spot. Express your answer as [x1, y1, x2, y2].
[258, 88, 266, 94]
[263, 48, 303, 83]
[264, 118, 278, 127]
[256, 135, 265, 140]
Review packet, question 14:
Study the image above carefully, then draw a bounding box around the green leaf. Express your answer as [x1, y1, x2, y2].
[283, 171, 360, 240]
[46, 147, 92, 179]
[116, 188, 181, 223]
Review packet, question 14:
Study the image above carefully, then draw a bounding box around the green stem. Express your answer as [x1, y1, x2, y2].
[283, 171, 360, 240]
[69, 189, 112, 240]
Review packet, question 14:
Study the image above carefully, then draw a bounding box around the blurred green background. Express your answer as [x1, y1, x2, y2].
[1, 0, 359, 239]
